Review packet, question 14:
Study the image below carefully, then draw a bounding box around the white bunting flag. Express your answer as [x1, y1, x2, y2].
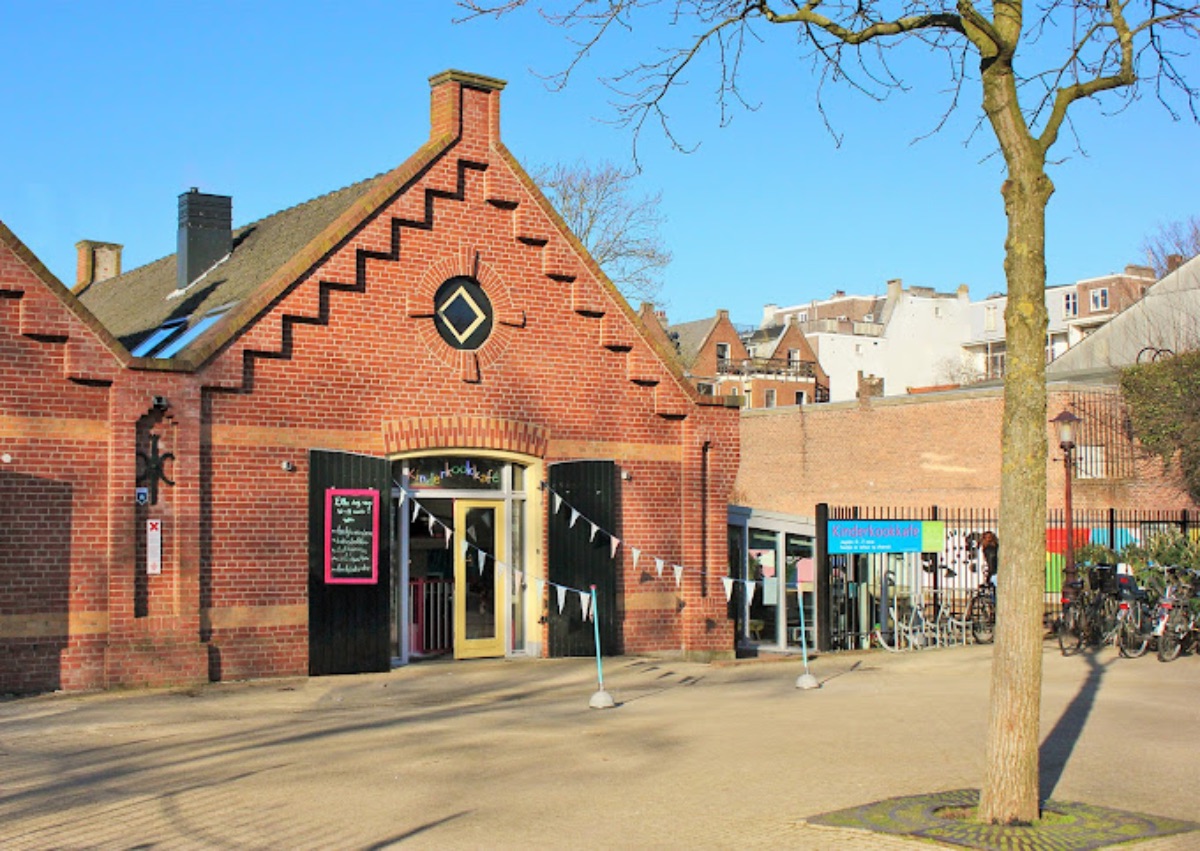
[460, 539, 469, 558]
[553, 493, 562, 514]
[427, 514, 436, 535]
[478, 551, 487, 576]
[580, 590, 592, 622]
[412, 501, 421, 522]
[722, 576, 735, 602]
[744, 579, 757, 606]
[609, 536, 620, 559]
[655, 557, 664, 578]
[570, 509, 580, 528]
[589, 522, 599, 542]
[397, 491, 406, 508]
[556, 584, 567, 614]
[443, 524, 452, 546]
[672, 564, 683, 587]
[631, 548, 641, 569]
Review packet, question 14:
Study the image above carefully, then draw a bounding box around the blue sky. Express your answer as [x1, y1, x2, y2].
[3, 2, 1196, 327]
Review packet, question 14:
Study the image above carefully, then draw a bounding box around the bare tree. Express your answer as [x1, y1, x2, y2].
[461, 0, 1200, 824]
[1142, 215, 1200, 278]
[534, 160, 672, 305]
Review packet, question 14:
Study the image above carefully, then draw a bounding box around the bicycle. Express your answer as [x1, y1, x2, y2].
[1153, 567, 1200, 662]
[966, 578, 996, 645]
[1057, 565, 1120, 656]
[1115, 572, 1154, 659]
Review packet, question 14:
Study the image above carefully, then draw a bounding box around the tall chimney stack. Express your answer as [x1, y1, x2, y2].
[177, 188, 232, 290]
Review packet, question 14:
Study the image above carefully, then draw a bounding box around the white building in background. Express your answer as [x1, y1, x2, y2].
[759, 263, 1157, 401]
[763, 279, 972, 402]
[963, 264, 1156, 381]
[1048, 255, 1200, 377]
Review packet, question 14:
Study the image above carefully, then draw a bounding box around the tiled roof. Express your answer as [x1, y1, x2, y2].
[78, 175, 385, 351]
[668, 316, 718, 368]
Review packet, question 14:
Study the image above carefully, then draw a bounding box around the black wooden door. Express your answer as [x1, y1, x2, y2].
[548, 460, 620, 657]
[308, 449, 392, 675]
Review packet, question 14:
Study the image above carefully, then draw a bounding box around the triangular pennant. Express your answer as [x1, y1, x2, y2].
[478, 551, 487, 576]
[412, 501, 421, 522]
[397, 491, 406, 507]
[672, 564, 683, 587]
[570, 509, 580, 528]
[553, 493, 562, 514]
[589, 522, 599, 542]
[609, 536, 620, 559]
[556, 585, 567, 614]
[655, 558, 664, 578]
[631, 548, 641, 569]
[443, 524, 452, 546]
[427, 514, 435, 535]
[722, 576, 735, 602]
[460, 539, 469, 558]
[744, 579, 757, 606]
[580, 590, 592, 622]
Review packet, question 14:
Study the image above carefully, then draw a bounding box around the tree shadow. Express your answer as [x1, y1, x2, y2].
[1039, 647, 1114, 799]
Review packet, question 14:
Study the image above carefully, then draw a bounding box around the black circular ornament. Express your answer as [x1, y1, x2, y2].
[433, 276, 493, 350]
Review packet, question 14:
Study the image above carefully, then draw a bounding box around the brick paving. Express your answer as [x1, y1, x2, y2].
[1, 643, 1197, 849]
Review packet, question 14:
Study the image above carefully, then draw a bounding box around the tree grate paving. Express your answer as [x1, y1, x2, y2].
[806, 789, 1199, 850]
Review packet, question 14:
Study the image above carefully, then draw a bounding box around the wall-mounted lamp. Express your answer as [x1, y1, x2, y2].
[152, 395, 170, 412]
[620, 469, 633, 481]
[281, 460, 296, 473]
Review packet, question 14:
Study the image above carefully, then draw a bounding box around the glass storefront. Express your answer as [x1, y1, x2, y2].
[728, 507, 816, 652]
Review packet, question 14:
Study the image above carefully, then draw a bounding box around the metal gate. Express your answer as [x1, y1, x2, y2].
[548, 460, 620, 657]
[307, 449, 392, 675]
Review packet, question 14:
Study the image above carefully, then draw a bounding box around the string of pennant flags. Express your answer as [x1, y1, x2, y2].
[395, 483, 775, 624]
[543, 484, 775, 608]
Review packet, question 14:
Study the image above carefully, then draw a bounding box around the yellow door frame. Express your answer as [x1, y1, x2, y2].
[453, 499, 506, 659]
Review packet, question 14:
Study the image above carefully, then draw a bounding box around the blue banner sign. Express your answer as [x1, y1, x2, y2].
[827, 520, 945, 554]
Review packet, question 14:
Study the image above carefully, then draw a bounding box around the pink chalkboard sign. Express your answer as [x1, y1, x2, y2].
[325, 489, 379, 584]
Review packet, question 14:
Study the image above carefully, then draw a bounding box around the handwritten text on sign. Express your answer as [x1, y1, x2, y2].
[325, 489, 379, 584]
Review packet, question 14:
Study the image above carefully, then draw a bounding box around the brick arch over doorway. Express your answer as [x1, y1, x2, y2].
[383, 416, 548, 457]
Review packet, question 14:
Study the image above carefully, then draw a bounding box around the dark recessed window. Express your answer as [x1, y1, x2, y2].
[433, 276, 493, 350]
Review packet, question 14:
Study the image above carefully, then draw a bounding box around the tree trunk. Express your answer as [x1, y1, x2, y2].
[979, 69, 1053, 822]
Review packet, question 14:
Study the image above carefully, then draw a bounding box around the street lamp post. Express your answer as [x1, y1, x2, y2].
[1051, 410, 1081, 600]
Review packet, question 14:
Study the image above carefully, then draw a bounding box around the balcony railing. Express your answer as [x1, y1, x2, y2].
[716, 357, 818, 379]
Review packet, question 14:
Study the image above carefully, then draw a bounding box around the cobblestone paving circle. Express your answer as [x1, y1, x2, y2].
[807, 789, 1200, 850]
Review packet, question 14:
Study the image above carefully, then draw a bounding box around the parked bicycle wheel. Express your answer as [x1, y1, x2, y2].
[1057, 607, 1083, 656]
[968, 593, 995, 644]
[1157, 609, 1185, 662]
[1117, 601, 1152, 658]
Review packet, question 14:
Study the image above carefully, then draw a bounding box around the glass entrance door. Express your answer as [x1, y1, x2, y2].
[453, 500, 506, 659]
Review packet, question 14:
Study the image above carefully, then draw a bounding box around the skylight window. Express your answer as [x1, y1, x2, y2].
[130, 320, 186, 357]
[154, 309, 230, 358]
[132, 305, 233, 359]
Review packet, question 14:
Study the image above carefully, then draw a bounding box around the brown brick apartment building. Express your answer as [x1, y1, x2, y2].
[0, 70, 739, 695]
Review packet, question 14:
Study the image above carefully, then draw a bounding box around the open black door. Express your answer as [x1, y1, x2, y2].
[308, 449, 392, 675]
[548, 460, 620, 657]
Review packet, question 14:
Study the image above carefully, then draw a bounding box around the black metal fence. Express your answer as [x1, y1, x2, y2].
[816, 504, 1195, 652]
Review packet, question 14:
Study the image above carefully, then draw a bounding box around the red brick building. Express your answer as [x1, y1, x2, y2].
[0, 70, 739, 695]
[648, 308, 828, 408]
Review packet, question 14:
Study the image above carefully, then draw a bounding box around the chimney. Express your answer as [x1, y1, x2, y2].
[1166, 254, 1184, 275]
[429, 69, 507, 147]
[73, 240, 122, 293]
[177, 188, 232, 290]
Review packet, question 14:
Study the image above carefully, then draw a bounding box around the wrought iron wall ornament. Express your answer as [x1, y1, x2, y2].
[136, 433, 175, 505]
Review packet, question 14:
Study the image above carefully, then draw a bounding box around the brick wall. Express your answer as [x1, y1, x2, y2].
[736, 383, 1197, 517]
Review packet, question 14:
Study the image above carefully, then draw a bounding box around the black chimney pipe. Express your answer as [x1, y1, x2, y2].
[177, 188, 231, 289]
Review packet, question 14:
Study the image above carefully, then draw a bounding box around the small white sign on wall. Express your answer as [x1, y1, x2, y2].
[147, 519, 162, 575]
